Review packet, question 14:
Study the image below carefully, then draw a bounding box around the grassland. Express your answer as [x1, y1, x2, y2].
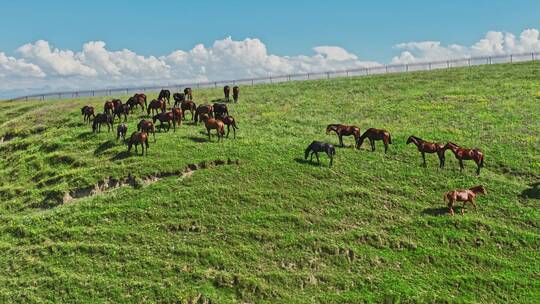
[0, 61, 539, 303]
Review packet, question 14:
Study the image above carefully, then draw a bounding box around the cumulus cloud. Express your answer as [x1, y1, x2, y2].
[392, 28, 540, 64]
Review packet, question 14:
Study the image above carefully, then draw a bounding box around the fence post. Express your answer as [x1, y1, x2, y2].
[326, 72, 330, 79]
[385, 66, 388, 73]
[447, 61, 450, 68]
[251, 79, 254, 85]
[428, 63, 432, 70]
[405, 64, 408, 72]
[270, 77, 273, 83]
[307, 73, 310, 79]
[25, 96, 28, 101]
[533, 53, 535, 61]
[510, 55, 513, 63]
[468, 59, 471, 67]
[365, 68, 369, 76]
[214, 82, 217, 88]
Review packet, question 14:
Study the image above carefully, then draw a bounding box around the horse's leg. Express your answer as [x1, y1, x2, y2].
[370, 139, 375, 152]
[315, 152, 320, 165]
[422, 152, 426, 166]
[338, 134, 344, 147]
[384, 142, 388, 154]
[461, 201, 466, 215]
[459, 159, 464, 172]
[448, 200, 455, 216]
[233, 126, 236, 139]
[226, 125, 230, 137]
[310, 151, 314, 162]
[475, 159, 481, 175]
[207, 128, 211, 141]
[471, 198, 477, 211]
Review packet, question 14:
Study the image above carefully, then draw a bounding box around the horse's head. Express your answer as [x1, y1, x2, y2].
[326, 124, 336, 134]
[471, 185, 487, 195]
[444, 142, 459, 151]
[152, 115, 158, 123]
[327, 144, 336, 156]
[81, 106, 87, 114]
[200, 114, 210, 122]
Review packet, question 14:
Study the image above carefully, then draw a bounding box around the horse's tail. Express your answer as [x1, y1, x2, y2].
[388, 133, 392, 144]
[145, 137, 149, 148]
[443, 192, 448, 202]
[480, 153, 484, 167]
[232, 118, 238, 129]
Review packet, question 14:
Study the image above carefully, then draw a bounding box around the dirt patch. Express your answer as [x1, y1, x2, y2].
[61, 158, 240, 204]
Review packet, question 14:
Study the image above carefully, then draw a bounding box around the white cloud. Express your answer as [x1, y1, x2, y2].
[0, 52, 45, 78]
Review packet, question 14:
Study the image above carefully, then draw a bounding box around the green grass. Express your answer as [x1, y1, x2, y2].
[0, 61, 539, 303]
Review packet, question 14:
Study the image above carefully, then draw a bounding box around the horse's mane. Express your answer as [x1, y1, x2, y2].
[447, 141, 460, 147]
[469, 185, 485, 192]
[410, 135, 423, 141]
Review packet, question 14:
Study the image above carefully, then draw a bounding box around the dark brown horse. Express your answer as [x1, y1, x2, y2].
[184, 87, 193, 100]
[147, 99, 166, 116]
[158, 89, 171, 104]
[223, 85, 231, 101]
[357, 128, 392, 153]
[153, 112, 177, 132]
[103, 100, 114, 115]
[173, 92, 185, 107]
[92, 113, 113, 133]
[128, 131, 149, 155]
[81, 106, 95, 123]
[213, 103, 229, 118]
[112, 99, 123, 113]
[326, 124, 361, 148]
[444, 185, 487, 216]
[126, 95, 146, 113]
[117, 123, 128, 141]
[443, 142, 484, 175]
[171, 107, 183, 127]
[200, 114, 225, 142]
[137, 119, 156, 141]
[218, 115, 238, 138]
[406, 135, 445, 168]
[134, 93, 147, 109]
[232, 86, 239, 102]
[194, 104, 213, 124]
[181, 100, 197, 121]
[113, 104, 130, 123]
[304, 141, 335, 167]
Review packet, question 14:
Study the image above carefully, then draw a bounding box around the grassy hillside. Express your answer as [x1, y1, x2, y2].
[0, 61, 539, 303]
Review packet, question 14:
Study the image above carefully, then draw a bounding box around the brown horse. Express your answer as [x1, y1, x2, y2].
[213, 103, 229, 118]
[232, 86, 239, 103]
[444, 185, 487, 216]
[153, 112, 177, 132]
[194, 104, 213, 124]
[184, 87, 193, 100]
[171, 107, 183, 127]
[158, 89, 171, 104]
[137, 119, 156, 141]
[113, 104, 130, 123]
[92, 113, 113, 133]
[147, 99, 166, 116]
[200, 114, 225, 142]
[127, 131, 149, 155]
[326, 124, 361, 148]
[218, 115, 238, 138]
[103, 100, 114, 115]
[357, 128, 392, 153]
[181, 100, 197, 121]
[223, 85, 231, 101]
[406, 135, 446, 168]
[112, 99, 123, 113]
[134, 93, 147, 109]
[443, 142, 484, 175]
[173, 92, 185, 107]
[81, 106, 95, 123]
[126, 95, 146, 113]
[117, 123, 128, 141]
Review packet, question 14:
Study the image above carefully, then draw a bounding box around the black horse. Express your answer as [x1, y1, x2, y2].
[173, 92, 185, 107]
[92, 113, 113, 133]
[304, 141, 335, 167]
[213, 103, 229, 118]
[158, 89, 171, 104]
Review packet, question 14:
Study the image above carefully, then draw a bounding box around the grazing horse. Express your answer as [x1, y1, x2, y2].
[173, 92, 185, 107]
[223, 85, 231, 101]
[113, 104, 130, 123]
[137, 119, 156, 141]
[304, 141, 335, 167]
[357, 128, 392, 153]
[213, 103, 229, 118]
[153, 112, 177, 132]
[112, 99, 123, 114]
[158, 89, 171, 104]
[134, 93, 147, 109]
[232, 86, 239, 103]
[444, 185, 487, 216]
[200, 114, 225, 142]
[81, 106, 95, 123]
[147, 99, 166, 116]
[406, 135, 446, 168]
[194, 104, 214, 124]
[92, 113, 113, 133]
[218, 115, 238, 138]
[184, 87, 193, 100]
[326, 124, 361, 148]
[443, 142, 484, 175]
[126, 95, 145, 113]
[181, 100, 197, 121]
[127, 131, 149, 155]
[117, 123, 128, 141]
[103, 100, 114, 115]
[171, 107, 183, 127]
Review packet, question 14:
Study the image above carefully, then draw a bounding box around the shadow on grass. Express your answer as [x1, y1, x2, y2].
[211, 98, 231, 103]
[421, 207, 450, 216]
[77, 131, 94, 140]
[520, 182, 540, 199]
[185, 136, 208, 143]
[110, 151, 132, 161]
[294, 157, 325, 167]
[94, 140, 116, 155]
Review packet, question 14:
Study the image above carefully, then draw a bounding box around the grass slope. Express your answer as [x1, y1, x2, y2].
[0, 61, 539, 303]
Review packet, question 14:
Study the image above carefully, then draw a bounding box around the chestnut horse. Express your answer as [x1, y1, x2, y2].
[173, 92, 185, 107]
[134, 93, 147, 109]
[147, 99, 166, 116]
[223, 85, 231, 101]
[406, 135, 445, 168]
[81, 106, 95, 123]
[126, 95, 146, 113]
[181, 100, 197, 121]
[153, 112, 177, 132]
[357, 128, 392, 153]
[92, 113, 113, 133]
[103, 100, 114, 115]
[158, 89, 171, 104]
[127, 131, 149, 155]
[218, 115, 238, 138]
[326, 124, 361, 148]
[117, 123, 128, 141]
[171, 107, 183, 127]
[232, 86, 239, 103]
[213, 103, 229, 118]
[444, 185, 487, 216]
[137, 119, 156, 141]
[194, 104, 213, 124]
[184, 87, 193, 100]
[443, 142, 484, 175]
[304, 141, 335, 167]
[200, 114, 225, 142]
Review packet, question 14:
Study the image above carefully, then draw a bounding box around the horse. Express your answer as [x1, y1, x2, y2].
[81, 106, 95, 123]
[232, 86, 239, 103]
[117, 123, 128, 141]
[304, 141, 335, 167]
[147, 99, 166, 116]
[443, 142, 484, 175]
[223, 85, 231, 101]
[112, 99, 123, 113]
[171, 107, 183, 127]
[127, 131, 149, 155]
[200, 114, 225, 142]
[103, 100, 114, 115]
[181, 100, 197, 121]
[213, 103, 229, 118]
[184, 87, 193, 100]
[194, 104, 213, 124]
[126, 95, 145, 113]
[444, 185, 487, 216]
[158, 89, 171, 104]
[113, 104, 130, 123]
[357, 128, 392, 153]
[137, 119, 156, 141]
[153, 112, 177, 132]
[406, 135, 446, 168]
[173, 92, 185, 107]
[92, 113, 113, 133]
[326, 124, 361, 148]
[218, 115, 238, 138]
[134, 93, 147, 109]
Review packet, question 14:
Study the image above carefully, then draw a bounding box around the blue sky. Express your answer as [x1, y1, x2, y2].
[2, 0, 539, 62]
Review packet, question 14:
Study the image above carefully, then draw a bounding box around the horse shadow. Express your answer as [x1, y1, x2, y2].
[185, 136, 208, 143]
[211, 98, 231, 103]
[77, 131, 94, 140]
[421, 207, 450, 216]
[94, 140, 116, 156]
[520, 182, 540, 199]
[110, 151, 132, 161]
[294, 157, 324, 167]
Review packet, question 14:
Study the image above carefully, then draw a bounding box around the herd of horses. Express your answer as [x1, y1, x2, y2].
[80, 88, 239, 155]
